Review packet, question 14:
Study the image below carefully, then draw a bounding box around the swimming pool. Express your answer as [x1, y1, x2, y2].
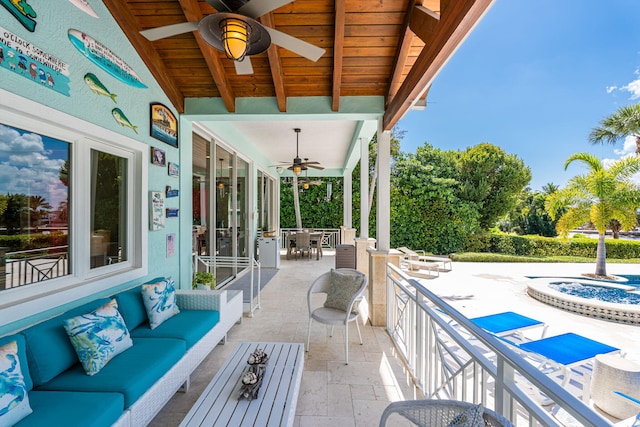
[548, 281, 640, 305]
[526, 276, 640, 324]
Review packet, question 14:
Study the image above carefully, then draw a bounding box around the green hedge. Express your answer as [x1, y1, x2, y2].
[0, 233, 68, 252]
[463, 232, 640, 259]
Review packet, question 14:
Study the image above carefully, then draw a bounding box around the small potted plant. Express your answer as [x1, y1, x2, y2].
[192, 271, 215, 290]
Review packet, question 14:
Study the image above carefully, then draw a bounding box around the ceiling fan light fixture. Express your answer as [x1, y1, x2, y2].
[292, 164, 302, 176]
[220, 17, 249, 61]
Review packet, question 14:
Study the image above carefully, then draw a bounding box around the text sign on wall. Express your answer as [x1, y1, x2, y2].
[0, 26, 71, 96]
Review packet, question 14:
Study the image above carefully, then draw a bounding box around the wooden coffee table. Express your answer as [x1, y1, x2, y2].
[180, 342, 304, 427]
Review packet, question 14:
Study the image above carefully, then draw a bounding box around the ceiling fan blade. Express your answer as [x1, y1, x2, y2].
[264, 27, 325, 62]
[140, 21, 199, 41]
[306, 165, 324, 170]
[204, 0, 234, 12]
[234, 57, 253, 75]
[302, 161, 321, 165]
[238, 0, 292, 19]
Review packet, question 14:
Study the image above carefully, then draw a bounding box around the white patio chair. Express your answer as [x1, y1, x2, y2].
[306, 268, 367, 364]
[379, 399, 514, 427]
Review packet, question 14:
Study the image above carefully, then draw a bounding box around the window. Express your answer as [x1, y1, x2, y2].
[0, 123, 70, 289]
[1, 91, 147, 322]
[90, 150, 127, 269]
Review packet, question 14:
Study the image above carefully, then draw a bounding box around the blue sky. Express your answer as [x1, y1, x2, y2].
[397, 0, 640, 191]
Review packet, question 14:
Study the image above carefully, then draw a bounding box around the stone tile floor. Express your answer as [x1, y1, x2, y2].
[150, 250, 420, 427]
[150, 252, 640, 426]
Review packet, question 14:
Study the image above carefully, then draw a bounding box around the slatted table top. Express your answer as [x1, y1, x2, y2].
[180, 342, 304, 427]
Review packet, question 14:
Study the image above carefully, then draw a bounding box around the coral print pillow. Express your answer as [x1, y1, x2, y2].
[0, 341, 33, 425]
[64, 299, 133, 376]
[141, 278, 180, 329]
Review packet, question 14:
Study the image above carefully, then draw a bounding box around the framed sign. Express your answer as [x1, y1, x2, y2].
[150, 103, 178, 147]
[150, 191, 165, 230]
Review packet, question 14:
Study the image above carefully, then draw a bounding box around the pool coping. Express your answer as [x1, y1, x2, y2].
[527, 277, 640, 325]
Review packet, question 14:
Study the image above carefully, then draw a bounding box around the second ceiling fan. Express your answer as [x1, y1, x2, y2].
[279, 128, 323, 175]
[139, 0, 325, 75]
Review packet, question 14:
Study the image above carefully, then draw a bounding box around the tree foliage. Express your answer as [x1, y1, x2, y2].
[500, 186, 558, 237]
[545, 152, 640, 276]
[589, 103, 640, 154]
[457, 143, 532, 228]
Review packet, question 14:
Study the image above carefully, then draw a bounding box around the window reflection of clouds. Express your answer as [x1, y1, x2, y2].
[0, 124, 69, 209]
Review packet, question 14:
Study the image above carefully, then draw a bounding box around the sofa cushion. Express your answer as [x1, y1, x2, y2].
[141, 278, 180, 329]
[114, 285, 146, 330]
[63, 299, 133, 376]
[0, 340, 33, 426]
[130, 309, 220, 348]
[36, 337, 186, 408]
[22, 298, 111, 386]
[16, 391, 123, 427]
[0, 334, 31, 391]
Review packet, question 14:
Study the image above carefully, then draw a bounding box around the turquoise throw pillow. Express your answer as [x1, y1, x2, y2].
[141, 279, 180, 329]
[63, 299, 133, 376]
[323, 269, 365, 314]
[0, 340, 33, 425]
[447, 403, 485, 427]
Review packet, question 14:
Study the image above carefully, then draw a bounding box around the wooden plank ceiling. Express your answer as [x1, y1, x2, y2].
[103, 0, 491, 130]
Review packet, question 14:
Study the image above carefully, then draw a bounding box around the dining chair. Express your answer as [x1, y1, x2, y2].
[310, 231, 325, 260]
[294, 231, 310, 260]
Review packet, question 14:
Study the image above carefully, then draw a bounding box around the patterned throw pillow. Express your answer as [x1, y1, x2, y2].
[0, 341, 33, 425]
[323, 269, 365, 314]
[141, 278, 180, 329]
[447, 403, 486, 427]
[63, 299, 133, 376]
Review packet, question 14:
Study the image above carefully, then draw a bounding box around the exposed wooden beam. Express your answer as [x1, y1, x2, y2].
[332, 0, 346, 112]
[178, 0, 236, 113]
[386, 0, 423, 107]
[260, 13, 287, 112]
[383, 0, 494, 130]
[409, 6, 440, 43]
[102, 0, 184, 113]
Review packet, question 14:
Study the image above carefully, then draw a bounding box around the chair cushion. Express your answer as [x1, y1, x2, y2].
[114, 285, 146, 330]
[36, 337, 186, 408]
[16, 391, 123, 427]
[447, 403, 485, 427]
[141, 278, 180, 329]
[22, 298, 111, 386]
[324, 269, 364, 314]
[0, 340, 33, 426]
[130, 309, 220, 348]
[63, 299, 133, 376]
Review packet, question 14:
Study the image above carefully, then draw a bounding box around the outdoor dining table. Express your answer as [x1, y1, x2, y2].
[286, 231, 322, 259]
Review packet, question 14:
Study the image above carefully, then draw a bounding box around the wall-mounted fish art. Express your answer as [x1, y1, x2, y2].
[68, 0, 98, 18]
[84, 73, 117, 103]
[112, 108, 138, 134]
[68, 29, 147, 89]
[0, 26, 71, 96]
[0, 0, 37, 32]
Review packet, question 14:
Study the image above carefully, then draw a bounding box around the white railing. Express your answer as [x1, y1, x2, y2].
[385, 263, 613, 426]
[3, 246, 69, 289]
[194, 256, 261, 317]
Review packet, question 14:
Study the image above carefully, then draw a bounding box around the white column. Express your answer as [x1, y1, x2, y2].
[360, 138, 369, 239]
[343, 169, 352, 228]
[376, 121, 390, 252]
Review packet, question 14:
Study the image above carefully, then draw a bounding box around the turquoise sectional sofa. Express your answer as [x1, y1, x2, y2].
[1, 281, 243, 427]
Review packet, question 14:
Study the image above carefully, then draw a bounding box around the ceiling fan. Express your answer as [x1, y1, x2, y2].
[275, 128, 324, 175]
[139, 0, 325, 75]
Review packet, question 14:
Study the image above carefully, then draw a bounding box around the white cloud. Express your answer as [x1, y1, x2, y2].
[621, 77, 640, 99]
[613, 135, 637, 156]
[606, 86, 618, 94]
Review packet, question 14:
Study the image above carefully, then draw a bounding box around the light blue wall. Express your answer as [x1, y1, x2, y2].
[0, 1, 185, 333]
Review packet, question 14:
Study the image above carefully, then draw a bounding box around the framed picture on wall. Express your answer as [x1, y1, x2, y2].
[168, 162, 179, 177]
[150, 103, 178, 148]
[151, 147, 166, 166]
[150, 191, 165, 230]
[166, 233, 176, 257]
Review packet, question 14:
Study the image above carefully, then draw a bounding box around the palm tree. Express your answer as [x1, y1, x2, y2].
[545, 152, 640, 276]
[588, 103, 640, 154]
